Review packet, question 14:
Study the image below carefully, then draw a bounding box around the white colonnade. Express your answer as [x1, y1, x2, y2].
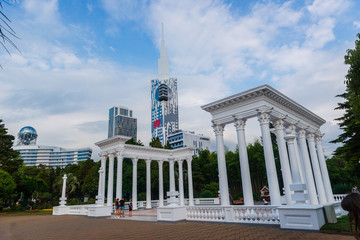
[202, 85, 334, 206]
[94, 136, 195, 209]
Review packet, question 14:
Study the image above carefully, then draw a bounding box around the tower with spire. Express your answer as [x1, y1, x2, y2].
[151, 23, 179, 146]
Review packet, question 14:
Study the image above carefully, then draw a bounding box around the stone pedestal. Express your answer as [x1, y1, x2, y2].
[157, 206, 187, 221]
[52, 206, 69, 215]
[87, 205, 112, 217]
[278, 205, 325, 230]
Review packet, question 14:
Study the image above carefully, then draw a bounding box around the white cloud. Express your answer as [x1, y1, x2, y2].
[354, 21, 360, 29]
[307, 0, 350, 18]
[22, 0, 60, 25]
[304, 17, 335, 49]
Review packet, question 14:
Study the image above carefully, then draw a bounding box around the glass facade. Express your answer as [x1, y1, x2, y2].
[14, 145, 92, 168]
[108, 106, 137, 140]
[151, 78, 179, 145]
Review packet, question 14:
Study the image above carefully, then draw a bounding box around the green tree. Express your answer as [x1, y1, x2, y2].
[0, 169, 16, 203]
[82, 162, 100, 198]
[331, 33, 360, 186]
[126, 138, 144, 146]
[149, 137, 163, 148]
[0, 119, 22, 175]
[53, 173, 80, 199]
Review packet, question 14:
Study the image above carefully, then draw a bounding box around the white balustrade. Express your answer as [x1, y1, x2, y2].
[186, 205, 280, 224]
[333, 194, 347, 202]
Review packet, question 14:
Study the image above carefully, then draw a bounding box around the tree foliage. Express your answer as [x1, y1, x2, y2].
[331, 33, 360, 186]
[0, 169, 16, 201]
[0, 119, 22, 175]
[149, 137, 164, 148]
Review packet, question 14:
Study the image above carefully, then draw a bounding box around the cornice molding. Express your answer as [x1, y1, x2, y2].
[201, 85, 326, 126]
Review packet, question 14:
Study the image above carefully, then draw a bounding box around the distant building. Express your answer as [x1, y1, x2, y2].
[108, 106, 137, 141]
[167, 130, 211, 155]
[151, 24, 179, 145]
[14, 126, 92, 167]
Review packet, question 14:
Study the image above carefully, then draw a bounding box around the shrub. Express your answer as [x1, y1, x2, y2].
[200, 190, 214, 198]
[332, 184, 352, 194]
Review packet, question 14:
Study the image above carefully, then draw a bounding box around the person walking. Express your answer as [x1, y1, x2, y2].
[129, 201, 133, 217]
[119, 197, 125, 218]
[341, 193, 360, 240]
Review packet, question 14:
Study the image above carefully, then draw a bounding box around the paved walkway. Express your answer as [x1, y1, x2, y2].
[0, 214, 353, 240]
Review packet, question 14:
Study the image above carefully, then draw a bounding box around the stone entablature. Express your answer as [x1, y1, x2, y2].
[201, 84, 325, 132]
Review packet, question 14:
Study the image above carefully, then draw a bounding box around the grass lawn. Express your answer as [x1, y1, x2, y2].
[320, 215, 352, 234]
[0, 209, 53, 217]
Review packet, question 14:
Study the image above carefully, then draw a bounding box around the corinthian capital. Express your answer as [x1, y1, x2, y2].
[257, 112, 270, 124]
[307, 132, 315, 142]
[234, 118, 246, 131]
[298, 129, 306, 138]
[212, 123, 224, 135]
[274, 119, 284, 130]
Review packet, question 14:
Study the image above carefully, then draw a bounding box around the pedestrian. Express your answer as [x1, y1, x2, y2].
[341, 193, 360, 240]
[129, 201, 133, 217]
[114, 198, 120, 218]
[119, 197, 125, 217]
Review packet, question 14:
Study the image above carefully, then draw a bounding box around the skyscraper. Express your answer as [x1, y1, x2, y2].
[151, 24, 179, 145]
[108, 106, 137, 141]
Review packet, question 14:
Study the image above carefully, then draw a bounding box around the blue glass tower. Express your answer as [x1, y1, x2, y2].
[108, 106, 137, 141]
[151, 24, 179, 145]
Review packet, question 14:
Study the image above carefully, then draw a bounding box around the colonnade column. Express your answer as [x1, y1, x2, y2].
[96, 167, 104, 205]
[132, 158, 138, 210]
[290, 125, 306, 185]
[213, 123, 230, 206]
[158, 160, 164, 207]
[107, 153, 115, 206]
[169, 158, 176, 193]
[285, 129, 306, 204]
[298, 130, 319, 205]
[146, 159, 152, 209]
[257, 112, 281, 205]
[234, 118, 254, 205]
[315, 135, 334, 202]
[307, 133, 327, 204]
[100, 154, 107, 205]
[284, 129, 301, 184]
[274, 119, 293, 205]
[187, 157, 194, 206]
[178, 159, 185, 206]
[116, 152, 123, 200]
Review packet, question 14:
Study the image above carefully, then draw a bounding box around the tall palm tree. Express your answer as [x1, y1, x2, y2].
[54, 173, 80, 199]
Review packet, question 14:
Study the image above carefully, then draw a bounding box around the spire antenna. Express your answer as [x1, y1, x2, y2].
[158, 22, 170, 80]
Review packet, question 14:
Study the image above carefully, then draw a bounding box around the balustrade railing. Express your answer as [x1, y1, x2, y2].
[187, 206, 225, 221]
[186, 205, 280, 224]
[334, 194, 347, 202]
[233, 206, 279, 224]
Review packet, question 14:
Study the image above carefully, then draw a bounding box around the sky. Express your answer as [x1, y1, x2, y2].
[1, 0, 360, 161]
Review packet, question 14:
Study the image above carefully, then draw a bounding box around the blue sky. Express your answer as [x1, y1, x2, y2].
[1, 0, 360, 160]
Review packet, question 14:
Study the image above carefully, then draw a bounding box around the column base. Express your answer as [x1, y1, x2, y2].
[157, 206, 187, 221]
[278, 204, 325, 230]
